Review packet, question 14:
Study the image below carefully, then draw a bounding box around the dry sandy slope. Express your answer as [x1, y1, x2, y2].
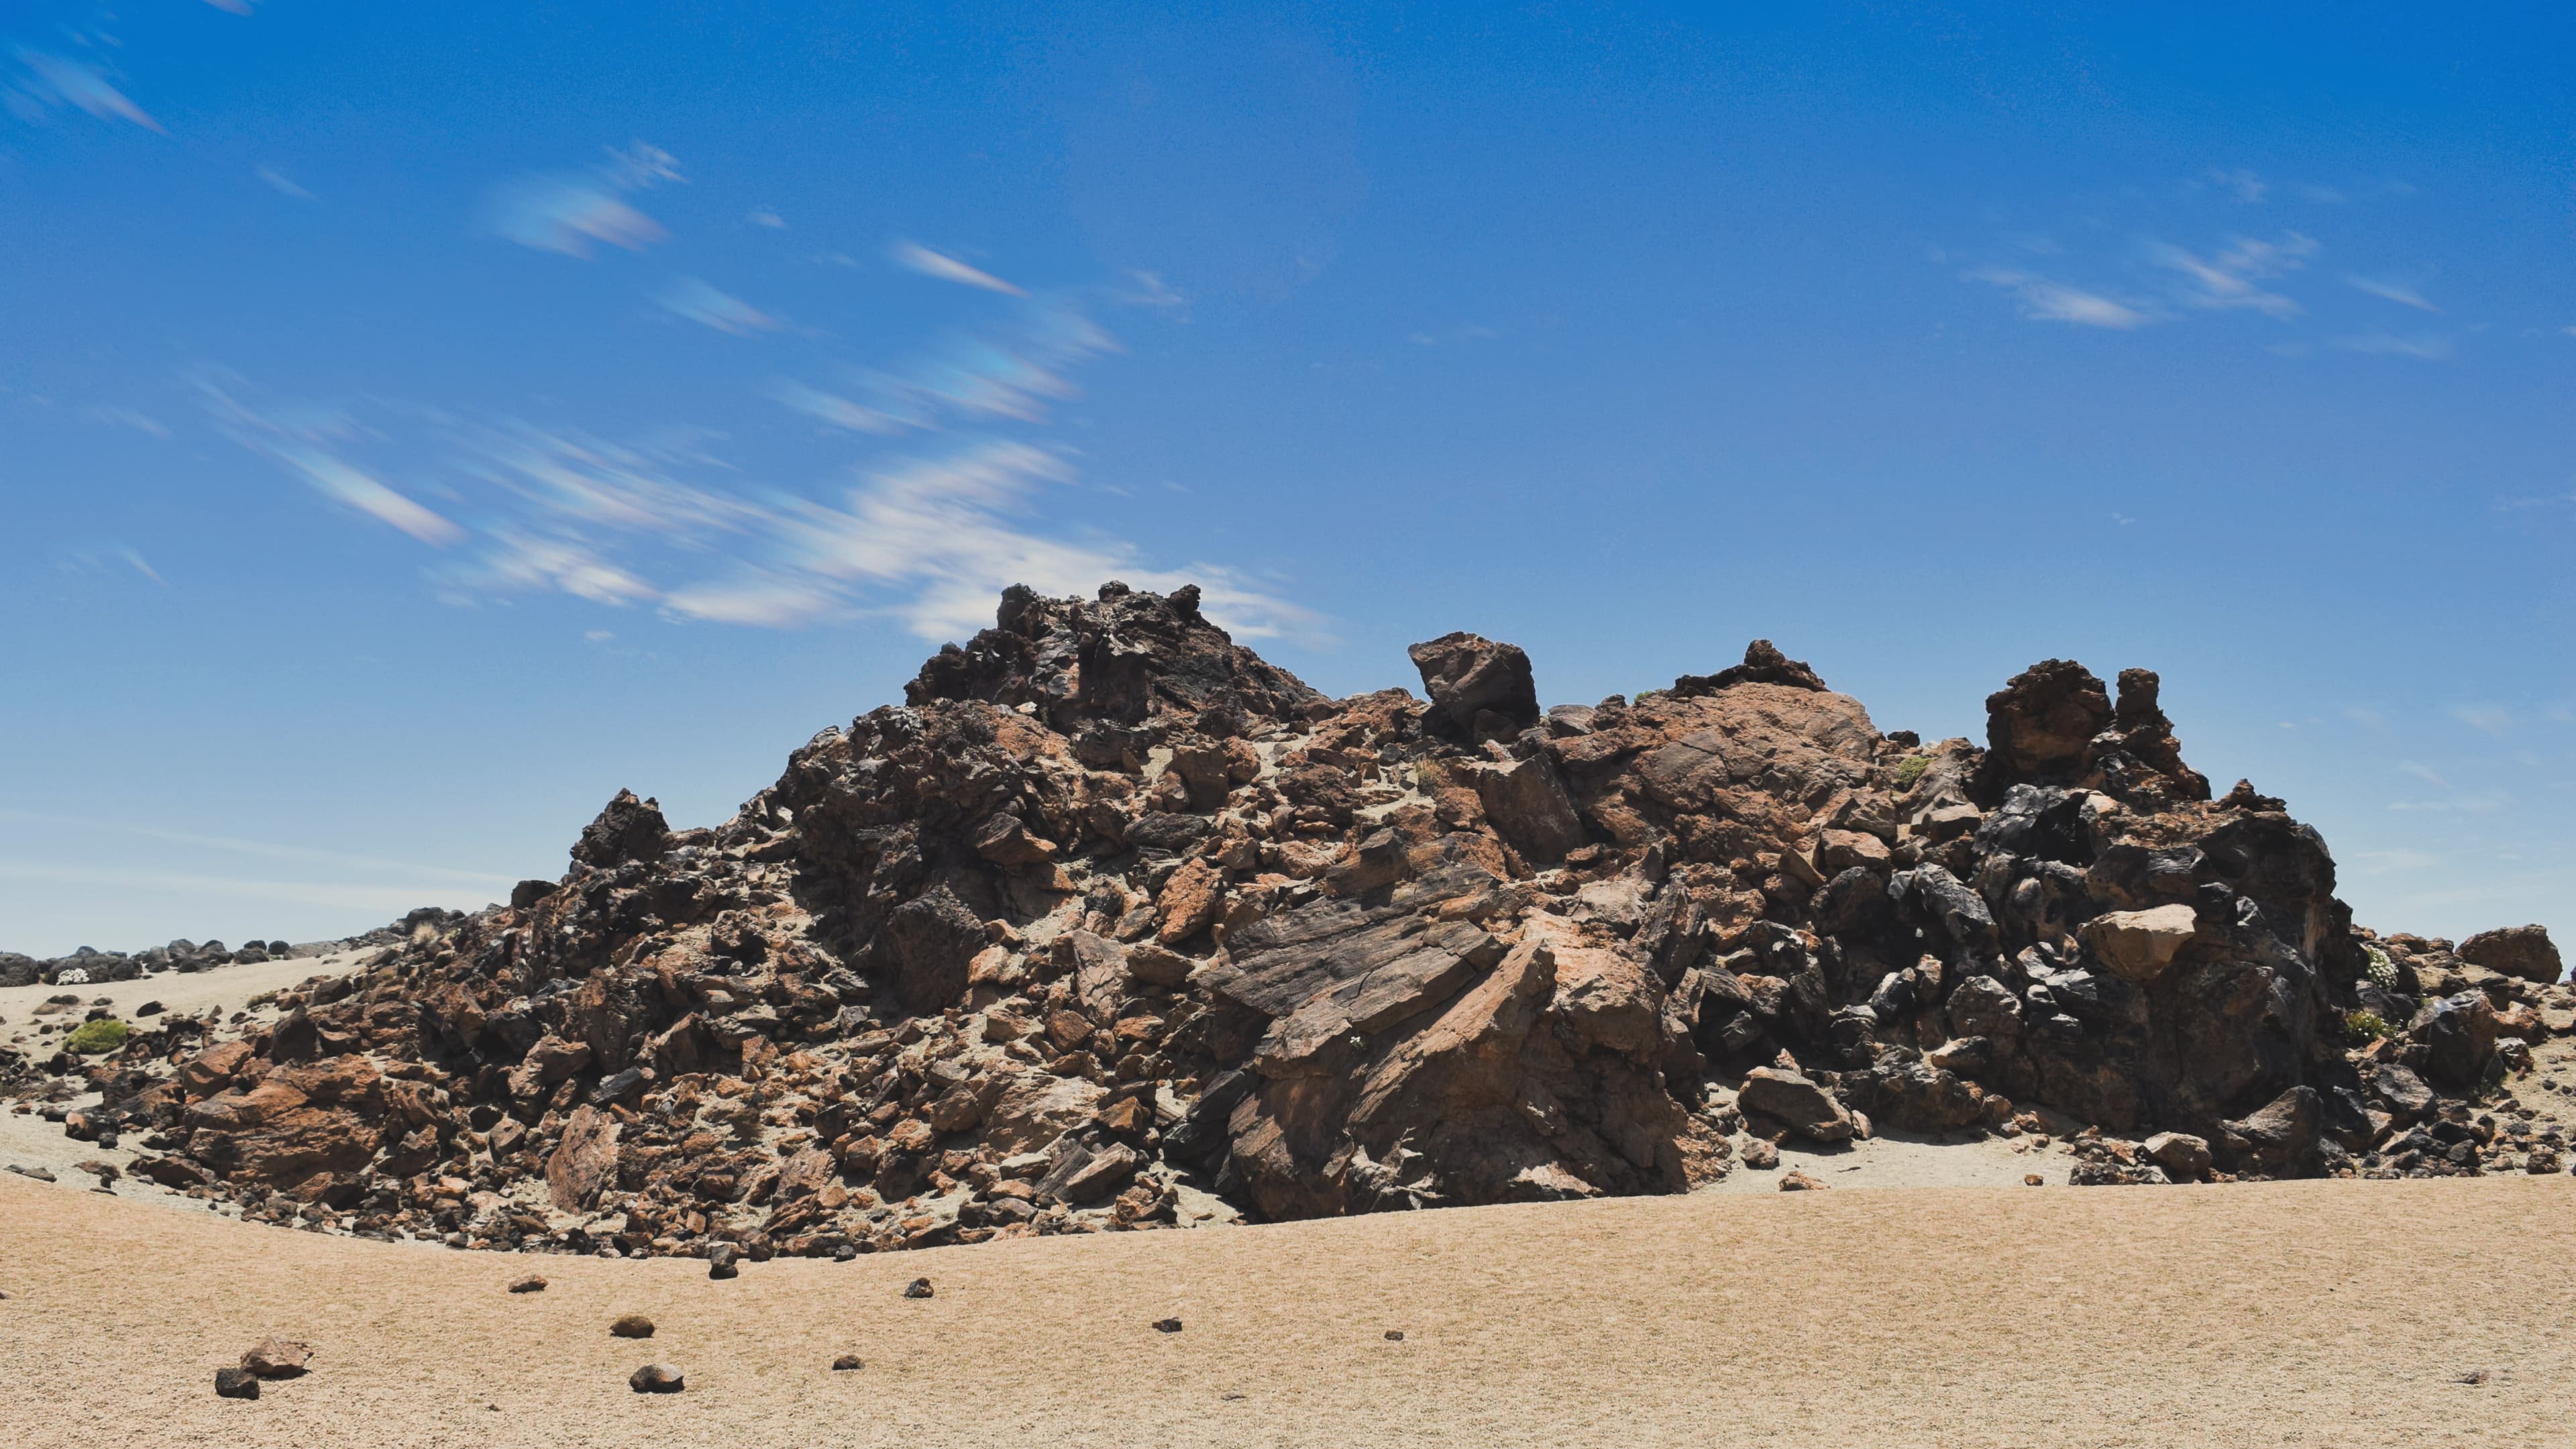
[4, 1172, 2569, 1448]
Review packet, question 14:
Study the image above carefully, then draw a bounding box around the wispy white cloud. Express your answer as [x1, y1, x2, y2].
[196, 377, 466, 545]
[2449, 704, 2512, 737]
[482, 141, 684, 258]
[771, 295, 1117, 434]
[2387, 792, 2510, 816]
[769, 379, 906, 434]
[2400, 760, 2453, 790]
[2205, 168, 2269, 203]
[207, 265, 1320, 645]
[472, 529, 661, 606]
[256, 167, 314, 200]
[2331, 330, 2452, 361]
[2345, 274, 2437, 312]
[1965, 266, 2150, 329]
[1117, 270, 1189, 313]
[892, 241, 1027, 297]
[2149, 231, 2316, 318]
[272, 443, 466, 545]
[655, 276, 782, 335]
[747, 208, 786, 229]
[7, 48, 163, 133]
[52, 543, 168, 588]
[203, 0, 257, 13]
[77, 404, 167, 437]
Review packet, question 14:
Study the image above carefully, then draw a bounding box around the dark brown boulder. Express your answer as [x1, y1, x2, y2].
[1736, 1067, 1853, 1142]
[2110, 669, 2212, 800]
[2457, 925, 2562, 984]
[572, 789, 671, 869]
[884, 886, 989, 1013]
[1407, 631, 1540, 738]
[1474, 755, 1586, 863]
[629, 1363, 684, 1394]
[1977, 659, 2112, 794]
[2216, 1085, 2320, 1175]
[241, 1338, 312, 1379]
[181, 1059, 387, 1187]
[545, 1104, 621, 1211]
[2419, 991, 2500, 1088]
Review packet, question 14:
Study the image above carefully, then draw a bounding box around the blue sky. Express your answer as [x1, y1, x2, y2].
[2, 2, 2569, 956]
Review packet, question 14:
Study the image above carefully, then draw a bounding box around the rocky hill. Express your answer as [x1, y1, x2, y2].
[8, 583, 2567, 1258]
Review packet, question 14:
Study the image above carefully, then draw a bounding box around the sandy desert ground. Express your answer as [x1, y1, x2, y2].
[4, 1164, 2569, 1448]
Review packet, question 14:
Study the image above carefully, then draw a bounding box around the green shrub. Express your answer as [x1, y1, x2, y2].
[2363, 947, 2398, 989]
[2342, 1010, 2392, 1043]
[1892, 755, 1931, 792]
[62, 1018, 129, 1055]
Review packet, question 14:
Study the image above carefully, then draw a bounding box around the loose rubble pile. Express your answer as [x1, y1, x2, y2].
[6, 584, 2568, 1262]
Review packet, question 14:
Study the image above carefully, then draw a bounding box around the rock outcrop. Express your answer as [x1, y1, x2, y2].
[12, 583, 2569, 1260]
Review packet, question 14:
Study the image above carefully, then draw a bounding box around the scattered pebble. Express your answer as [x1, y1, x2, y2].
[2024, 1174, 2045, 1187]
[610, 1313, 656, 1339]
[629, 1363, 685, 1394]
[2456, 1369, 2489, 1386]
[507, 1274, 547, 1294]
[831, 1354, 864, 1371]
[1385, 1330, 1405, 1342]
[707, 1242, 740, 1280]
[1152, 1318, 1183, 1334]
[5, 1165, 56, 1183]
[903, 1277, 934, 1299]
[213, 1367, 260, 1400]
[1779, 1170, 1825, 1191]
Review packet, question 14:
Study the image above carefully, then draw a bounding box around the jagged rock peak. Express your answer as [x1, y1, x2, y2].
[572, 789, 670, 870]
[902, 582, 1323, 729]
[1668, 639, 1827, 698]
[1976, 657, 2210, 805]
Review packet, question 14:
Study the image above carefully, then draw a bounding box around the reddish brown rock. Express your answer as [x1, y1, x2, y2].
[546, 1104, 622, 1212]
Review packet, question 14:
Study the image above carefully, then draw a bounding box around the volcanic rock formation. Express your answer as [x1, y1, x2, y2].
[11, 584, 2567, 1257]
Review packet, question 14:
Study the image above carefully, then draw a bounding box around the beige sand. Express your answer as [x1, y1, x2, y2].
[3, 1168, 2568, 1448]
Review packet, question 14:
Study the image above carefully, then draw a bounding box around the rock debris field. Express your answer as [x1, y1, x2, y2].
[3, 580, 2572, 1444]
